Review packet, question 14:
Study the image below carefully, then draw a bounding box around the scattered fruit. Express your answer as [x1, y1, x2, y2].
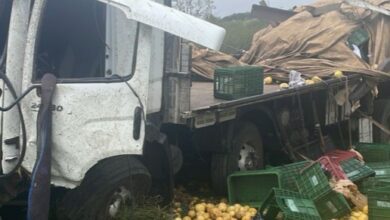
[339, 206, 369, 220]
[264, 76, 273, 85]
[312, 76, 322, 83]
[362, 205, 368, 214]
[173, 186, 258, 220]
[334, 70, 344, 78]
[187, 203, 257, 220]
[195, 204, 206, 212]
[196, 216, 205, 220]
[305, 79, 315, 85]
[279, 83, 289, 89]
[188, 210, 196, 218]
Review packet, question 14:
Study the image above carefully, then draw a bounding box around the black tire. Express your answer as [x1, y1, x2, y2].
[211, 122, 264, 195]
[57, 156, 151, 220]
[373, 100, 390, 143]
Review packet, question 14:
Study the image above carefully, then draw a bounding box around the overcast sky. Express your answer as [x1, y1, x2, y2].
[213, 0, 316, 17]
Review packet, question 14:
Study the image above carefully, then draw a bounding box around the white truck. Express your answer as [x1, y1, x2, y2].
[0, 0, 389, 219]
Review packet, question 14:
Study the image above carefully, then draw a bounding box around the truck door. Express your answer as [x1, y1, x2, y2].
[2, 0, 31, 175]
[19, 0, 159, 188]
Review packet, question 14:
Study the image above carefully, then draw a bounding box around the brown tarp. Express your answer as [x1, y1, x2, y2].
[191, 47, 243, 81]
[191, 0, 390, 81]
[240, 0, 390, 81]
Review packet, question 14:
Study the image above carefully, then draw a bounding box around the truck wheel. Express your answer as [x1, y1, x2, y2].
[373, 100, 390, 143]
[57, 156, 151, 220]
[211, 122, 263, 195]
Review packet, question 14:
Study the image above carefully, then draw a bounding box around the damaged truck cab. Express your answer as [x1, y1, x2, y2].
[0, 0, 225, 218]
[3, 0, 164, 188]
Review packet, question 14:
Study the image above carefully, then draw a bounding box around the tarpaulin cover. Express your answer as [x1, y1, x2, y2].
[192, 0, 390, 81]
[240, 0, 390, 81]
[191, 47, 243, 81]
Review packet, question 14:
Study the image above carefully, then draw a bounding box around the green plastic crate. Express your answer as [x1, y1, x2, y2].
[259, 189, 281, 220]
[293, 163, 350, 219]
[314, 191, 351, 219]
[368, 186, 390, 220]
[340, 158, 375, 182]
[227, 169, 281, 208]
[214, 66, 264, 100]
[356, 143, 390, 163]
[367, 162, 390, 178]
[275, 161, 311, 192]
[273, 188, 321, 220]
[296, 162, 332, 200]
[360, 177, 390, 194]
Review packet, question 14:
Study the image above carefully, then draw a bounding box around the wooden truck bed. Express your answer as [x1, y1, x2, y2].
[185, 75, 362, 119]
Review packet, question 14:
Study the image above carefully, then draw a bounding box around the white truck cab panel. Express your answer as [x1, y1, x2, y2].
[18, 0, 155, 188]
[98, 0, 225, 51]
[2, 0, 31, 175]
[2, 0, 225, 189]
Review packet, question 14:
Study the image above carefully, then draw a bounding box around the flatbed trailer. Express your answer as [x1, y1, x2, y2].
[185, 75, 362, 125]
[161, 72, 385, 195]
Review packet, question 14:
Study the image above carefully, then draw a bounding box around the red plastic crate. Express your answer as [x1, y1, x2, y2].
[325, 150, 359, 164]
[317, 156, 347, 180]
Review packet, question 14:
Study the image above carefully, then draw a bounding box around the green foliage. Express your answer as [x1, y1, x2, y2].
[209, 13, 266, 54]
[221, 12, 253, 21]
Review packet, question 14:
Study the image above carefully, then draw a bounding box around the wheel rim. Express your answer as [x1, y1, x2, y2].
[238, 143, 258, 170]
[107, 186, 132, 218]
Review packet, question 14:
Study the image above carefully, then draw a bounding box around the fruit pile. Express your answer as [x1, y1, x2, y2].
[173, 187, 257, 220]
[173, 201, 257, 220]
[174, 202, 257, 220]
[339, 205, 368, 220]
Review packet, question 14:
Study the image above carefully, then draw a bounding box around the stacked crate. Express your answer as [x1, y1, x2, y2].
[356, 143, 390, 219]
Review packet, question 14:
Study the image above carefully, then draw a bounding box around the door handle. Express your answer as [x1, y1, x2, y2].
[4, 136, 19, 145]
[133, 106, 142, 140]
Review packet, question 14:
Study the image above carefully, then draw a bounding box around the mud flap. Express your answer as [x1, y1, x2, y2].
[27, 74, 56, 220]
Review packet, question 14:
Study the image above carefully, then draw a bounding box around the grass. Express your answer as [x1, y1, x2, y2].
[114, 182, 221, 219]
[115, 196, 173, 220]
